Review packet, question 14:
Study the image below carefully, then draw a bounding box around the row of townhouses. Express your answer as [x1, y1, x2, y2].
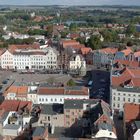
[93, 47, 140, 66]
[111, 60, 140, 112]
[4, 83, 89, 104]
[0, 45, 58, 70]
[0, 43, 87, 71]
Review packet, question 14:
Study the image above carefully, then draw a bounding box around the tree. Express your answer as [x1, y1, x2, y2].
[67, 79, 76, 86]
[76, 37, 86, 45]
[126, 24, 136, 36]
[87, 35, 102, 50]
[101, 29, 118, 43]
[69, 23, 77, 32]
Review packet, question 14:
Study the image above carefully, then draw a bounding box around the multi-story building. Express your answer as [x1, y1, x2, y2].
[123, 103, 140, 140]
[0, 100, 32, 138]
[4, 84, 89, 104]
[64, 99, 117, 139]
[93, 48, 118, 67]
[69, 54, 86, 70]
[36, 86, 89, 104]
[111, 87, 140, 111]
[1, 50, 14, 69]
[4, 84, 28, 101]
[111, 67, 140, 111]
[37, 104, 64, 127]
[0, 46, 59, 70]
[13, 51, 31, 70]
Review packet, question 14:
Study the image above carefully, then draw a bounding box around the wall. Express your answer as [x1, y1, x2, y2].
[111, 88, 140, 111]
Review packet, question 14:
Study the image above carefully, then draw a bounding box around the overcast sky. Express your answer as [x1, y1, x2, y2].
[0, 0, 140, 5]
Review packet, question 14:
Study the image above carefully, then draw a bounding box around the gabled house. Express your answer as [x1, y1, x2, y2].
[64, 99, 117, 139]
[69, 54, 86, 70]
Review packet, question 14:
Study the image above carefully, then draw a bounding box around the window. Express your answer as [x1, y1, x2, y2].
[55, 98, 57, 101]
[123, 98, 125, 102]
[72, 112, 74, 115]
[113, 97, 115, 100]
[138, 99, 140, 103]
[133, 98, 135, 102]
[72, 118, 75, 122]
[113, 103, 115, 107]
[66, 115, 70, 118]
[39, 98, 41, 101]
[128, 98, 130, 102]
[118, 97, 120, 101]
[46, 99, 48, 101]
[51, 98, 53, 101]
[123, 93, 126, 96]
[117, 104, 120, 108]
[48, 116, 50, 121]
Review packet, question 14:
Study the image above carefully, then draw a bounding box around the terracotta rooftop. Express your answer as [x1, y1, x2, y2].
[121, 47, 133, 56]
[81, 47, 92, 55]
[37, 86, 89, 96]
[0, 100, 32, 112]
[61, 40, 79, 48]
[37, 87, 64, 95]
[5, 85, 28, 96]
[124, 103, 140, 123]
[8, 44, 40, 53]
[99, 48, 118, 54]
[115, 59, 140, 68]
[112, 68, 140, 87]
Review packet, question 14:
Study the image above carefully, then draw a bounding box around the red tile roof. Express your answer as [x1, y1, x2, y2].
[0, 100, 32, 112]
[37, 87, 89, 96]
[99, 48, 118, 54]
[37, 88, 64, 95]
[8, 44, 40, 53]
[0, 100, 20, 111]
[4, 86, 28, 97]
[121, 47, 133, 56]
[81, 47, 92, 55]
[115, 59, 140, 68]
[112, 68, 140, 87]
[124, 103, 140, 123]
[61, 40, 79, 48]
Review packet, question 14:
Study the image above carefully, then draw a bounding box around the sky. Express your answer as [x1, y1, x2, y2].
[0, 0, 140, 6]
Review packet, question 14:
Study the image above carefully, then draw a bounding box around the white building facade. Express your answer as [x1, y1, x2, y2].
[1, 47, 58, 70]
[1, 50, 14, 69]
[37, 94, 89, 104]
[111, 87, 140, 111]
[69, 54, 86, 70]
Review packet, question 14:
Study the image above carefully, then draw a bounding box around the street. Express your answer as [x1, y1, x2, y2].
[90, 69, 110, 103]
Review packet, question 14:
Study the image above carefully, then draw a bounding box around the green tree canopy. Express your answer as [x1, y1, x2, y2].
[87, 35, 102, 50]
[126, 24, 136, 36]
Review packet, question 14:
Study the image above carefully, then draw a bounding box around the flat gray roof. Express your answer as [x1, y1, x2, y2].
[3, 124, 21, 130]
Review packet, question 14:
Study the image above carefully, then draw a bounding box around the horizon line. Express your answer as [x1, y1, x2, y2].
[0, 4, 140, 7]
